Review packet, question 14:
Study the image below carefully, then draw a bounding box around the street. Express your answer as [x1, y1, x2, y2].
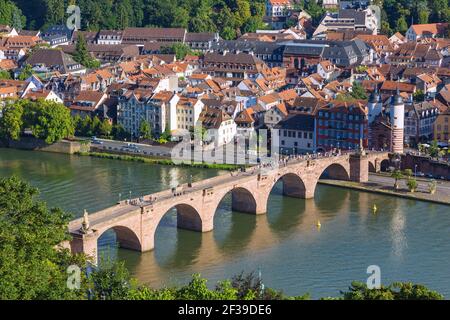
[369, 173, 450, 199]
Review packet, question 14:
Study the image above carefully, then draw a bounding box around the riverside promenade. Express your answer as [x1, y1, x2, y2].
[320, 173, 450, 206]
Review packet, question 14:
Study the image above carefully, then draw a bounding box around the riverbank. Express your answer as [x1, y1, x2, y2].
[0, 138, 88, 154]
[319, 178, 450, 206]
[75, 151, 242, 171]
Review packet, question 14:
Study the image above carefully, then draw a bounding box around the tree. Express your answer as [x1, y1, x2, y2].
[418, 9, 430, 24]
[18, 64, 33, 81]
[391, 169, 404, 190]
[429, 180, 437, 194]
[112, 123, 129, 141]
[0, 0, 26, 28]
[0, 102, 24, 141]
[90, 116, 101, 136]
[89, 259, 132, 300]
[341, 281, 443, 300]
[396, 15, 408, 34]
[24, 99, 75, 144]
[161, 43, 195, 60]
[139, 120, 152, 140]
[0, 176, 87, 299]
[428, 140, 440, 158]
[304, 0, 326, 26]
[73, 34, 100, 69]
[403, 168, 413, 179]
[413, 90, 425, 102]
[351, 82, 368, 100]
[99, 119, 113, 138]
[407, 178, 418, 192]
[0, 70, 12, 80]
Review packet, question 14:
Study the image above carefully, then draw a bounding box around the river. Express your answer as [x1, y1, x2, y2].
[1, 148, 449, 299]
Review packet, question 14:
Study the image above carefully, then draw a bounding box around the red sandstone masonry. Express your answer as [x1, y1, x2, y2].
[67, 152, 390, 264]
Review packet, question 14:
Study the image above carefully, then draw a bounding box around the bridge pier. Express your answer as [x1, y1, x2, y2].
[231, 189, 266, 215]
[349, 154, 369, 183]
[70, 233, 98, 264]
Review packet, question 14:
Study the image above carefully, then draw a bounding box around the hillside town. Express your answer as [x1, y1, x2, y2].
[1, 0, 450, 159]
[3, 0, 450, 304]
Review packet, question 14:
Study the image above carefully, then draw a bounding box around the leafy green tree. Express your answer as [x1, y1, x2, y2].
[99, 119, 113, 138]
[351, 82, 368, 100]
[0, 102, 23, 141]
[396, 15, 408, 34]
[404, 168, 413, 178]
[73, 34, 100, 69]
[428, 140, 440, 158]
[304, 0, 326, 26]
[414, 90, 425, 102]
[0, 0, 26, 28]
[171, 7, 190, 28]
[89, 259, 132, 300]
[0, 70, 12, 80]
[429, 180, 437, 194]
[341, 281, 443, 300]
[112, 123, 129, 140]
[0, 176, 87, 300]
[18, 64, 33, 81]
[418, 9, 430, 24]
[391, 169, 404, 190]
[161, 43, 195, 60]
[407, 178, 418, 192]
[23, 99, 74, 144]
[139, 119, 152, 140]
[90, 116, 101, 136]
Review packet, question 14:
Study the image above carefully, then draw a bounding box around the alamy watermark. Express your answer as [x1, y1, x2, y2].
[366, 265, 381, 289]
[66, 5, 81, 31]
[170, 127, 280, 171]
[67, 264, 81, 290]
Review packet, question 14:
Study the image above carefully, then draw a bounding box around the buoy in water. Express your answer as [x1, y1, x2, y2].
[373, 204, 377, 213]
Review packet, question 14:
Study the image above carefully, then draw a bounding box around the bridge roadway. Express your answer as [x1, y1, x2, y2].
[65, 151, 391, 262]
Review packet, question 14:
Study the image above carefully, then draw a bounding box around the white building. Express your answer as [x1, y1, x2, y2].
[197, 107, 237, 146]
[266, 0, 292, 17]
[175, 96, 204, 133]
[97, 30, 123, 45]
[274, 113, 315, 154]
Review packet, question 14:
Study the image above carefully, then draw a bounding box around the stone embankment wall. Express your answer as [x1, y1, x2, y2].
[401, 154, 450, 179]
[0, 137, 89, 155]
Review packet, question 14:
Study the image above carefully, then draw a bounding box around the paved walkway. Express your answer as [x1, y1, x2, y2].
[320, 173, 450, 205]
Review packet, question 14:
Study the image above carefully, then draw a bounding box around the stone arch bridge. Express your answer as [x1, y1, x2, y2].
[65, 151, 390, 263]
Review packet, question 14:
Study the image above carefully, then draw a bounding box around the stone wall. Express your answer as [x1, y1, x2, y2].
[401, 154, 450, 179]
[1, 137, 89, 155]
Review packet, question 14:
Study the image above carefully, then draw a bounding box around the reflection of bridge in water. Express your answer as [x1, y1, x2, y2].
[63, 151, 390, 263]
[123, 187, 396, 286]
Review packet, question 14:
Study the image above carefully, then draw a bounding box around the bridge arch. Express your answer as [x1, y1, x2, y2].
[369, 161, 376, 173]
[161, 203, 204, 232]
[97, 225, 142, 252]
[380, 159, 390, 172]
[227, 187, 258, 214]
[269, 172, 308, 199]
[319, 163, 350, 181]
